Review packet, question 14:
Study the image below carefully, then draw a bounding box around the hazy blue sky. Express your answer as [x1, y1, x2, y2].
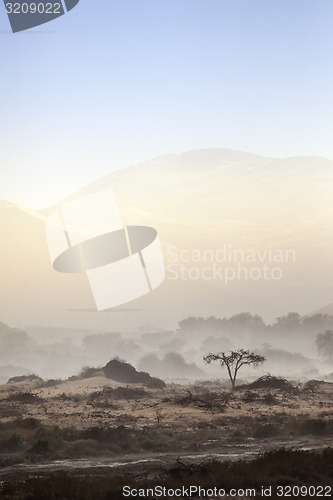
[1, 0, 333, 207]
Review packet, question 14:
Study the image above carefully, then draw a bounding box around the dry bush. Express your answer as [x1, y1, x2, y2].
[53, 392, 84, 403]
[89, 386, 148, 402]
[174, 388, 232, 412]
[7, 374, 42, 384]
[242, 390, 261, 403]
[245, 375, 297, 393]
[301, 380, 326, 393]
[6, 392, 42, 404]
[78, 367, 101, 379]
[0, 417, 41, 431]
[37, 379, 65, 388]
[254, 423, 281, 438]
[263, 393, 279, 405]
[242, 391, 279, 405]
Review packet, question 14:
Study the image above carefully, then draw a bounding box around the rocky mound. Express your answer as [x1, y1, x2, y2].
[103, 359, 166, 389]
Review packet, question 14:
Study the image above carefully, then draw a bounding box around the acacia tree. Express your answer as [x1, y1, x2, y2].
[203, 349, 265, 390]
[316, 330, 333, 361]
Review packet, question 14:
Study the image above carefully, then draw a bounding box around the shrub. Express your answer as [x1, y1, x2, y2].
[89, 386, 148, 401]
[254, 423, 281, 438]
[40, 379, 64, 388]
[10, 433, 25, 447]
[263, 393, 279, 405]
[7, 374, 42, 384]
[297, 418, 327, 436]
[30, 439, 49, 454]
[78, 366, 101, 379]
[247, 375, 296, 392]
[6, 392, 42, 404]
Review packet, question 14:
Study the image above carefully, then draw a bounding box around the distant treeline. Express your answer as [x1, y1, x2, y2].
[0, 311, 332, 381]
[177, 311, 333, 334]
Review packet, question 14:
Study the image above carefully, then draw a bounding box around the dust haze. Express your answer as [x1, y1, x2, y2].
[1, 149, 333, 497]
[1, 311, 332, 383]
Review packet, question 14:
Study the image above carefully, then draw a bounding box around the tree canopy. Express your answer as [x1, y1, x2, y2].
[316, 330, 333, 361]
[204, 349, 265, 390]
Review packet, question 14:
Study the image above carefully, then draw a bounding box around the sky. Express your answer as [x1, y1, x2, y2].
[1, 0, 333, 208]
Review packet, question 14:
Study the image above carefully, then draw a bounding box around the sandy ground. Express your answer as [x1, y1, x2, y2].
[1, 375, 333, 484]
[1, 376, 333, 430]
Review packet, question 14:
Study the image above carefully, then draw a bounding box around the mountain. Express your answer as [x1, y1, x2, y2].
[1, 148, 333, 332]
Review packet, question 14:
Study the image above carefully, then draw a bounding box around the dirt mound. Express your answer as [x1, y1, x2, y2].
[7, 374, 42, 384]
[304, 379, 326, 388]
[103, 359, 166, 388]
[247, 375, 295, 391]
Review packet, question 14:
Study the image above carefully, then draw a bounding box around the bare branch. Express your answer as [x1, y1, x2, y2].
[203, 349, 265, 390]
